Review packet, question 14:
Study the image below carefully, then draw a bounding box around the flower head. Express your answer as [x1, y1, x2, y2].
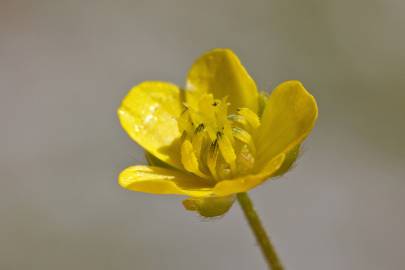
[118, 49, 318, 217]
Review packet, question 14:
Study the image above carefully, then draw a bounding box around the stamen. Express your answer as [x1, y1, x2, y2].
[207, 139, 219, 179]
[217, 132, 236, 171]
[236, 144, 255, 174]
[237, 108, 261, 128]
[192, 129, 205, 159]
[177, 94, 260, 180]
[178, 107, 193, 134]
[194, 123, 205, 134]
[232, 127, 255, 151]
[181, 139, 208, 179]
[227, 114, 247, 126]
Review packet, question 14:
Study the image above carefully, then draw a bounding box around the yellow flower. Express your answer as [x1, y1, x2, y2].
[117, 49, 318, 217]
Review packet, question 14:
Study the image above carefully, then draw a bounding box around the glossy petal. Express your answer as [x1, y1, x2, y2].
[255, 81, 318, 168]
[145, 151, 172, 169]
[186, 48, 258, 113]
[272, 144, 300, 177]
[119, 154, 284, 198]
[183, 196, 235, 217]
[119, 166, 214, 197]
[212, 153, 285, 196]
[118, 82, 183, 169]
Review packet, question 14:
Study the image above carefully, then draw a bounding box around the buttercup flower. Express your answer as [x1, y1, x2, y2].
[118, 49, 318, 217]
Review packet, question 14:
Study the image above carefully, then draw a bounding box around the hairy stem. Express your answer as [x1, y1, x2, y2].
[237, 192, 284, 270]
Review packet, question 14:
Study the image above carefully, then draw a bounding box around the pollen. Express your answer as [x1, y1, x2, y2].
[178, 94, 260, 181]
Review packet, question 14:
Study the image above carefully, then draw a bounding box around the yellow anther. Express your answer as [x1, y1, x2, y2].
[217, 132, 236, 171]
[227, 114, 248, 126]
[236, 144, 255, 175]
[177, 108, 193, 134]
[198, 94, 216, 127]
[215, 97, 234, 144]
[181, 139, 208, 179]
[232, 127, 256, 154]
[237, 108, 261, 129]
[207, 140, 219, 179]
[232, 127, 252, 144]
[192, 124, 205, 158]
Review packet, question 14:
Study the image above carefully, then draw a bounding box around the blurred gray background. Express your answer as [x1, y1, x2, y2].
[1, 0, 404, 269]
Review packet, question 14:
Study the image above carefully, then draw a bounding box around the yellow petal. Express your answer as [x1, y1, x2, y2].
[255, 81, 318, 168]
[119, 166, 214, 197]
[183, 195, 235, 217]
[118, 81, 183, 169]
[212, 153, 285, 196]
[186, 48, 258, 113]
[119, 154, 285, 198]
[272, 144, 301, 177]
[145, 151, 172, 168]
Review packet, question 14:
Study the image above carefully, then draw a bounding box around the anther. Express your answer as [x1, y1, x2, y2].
[210, 139, 218, 150]
[181, 106, 189, 115]
[216, 131, 223, 139]
[194, 123, 205, 134]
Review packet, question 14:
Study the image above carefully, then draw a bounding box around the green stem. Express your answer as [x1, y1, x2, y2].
[237, 192, 284, 270]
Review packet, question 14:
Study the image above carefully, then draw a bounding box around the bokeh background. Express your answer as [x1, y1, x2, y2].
[1, 1, 404, 269]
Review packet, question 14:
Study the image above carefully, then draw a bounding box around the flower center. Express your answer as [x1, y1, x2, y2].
[177, 94, 261, 181]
